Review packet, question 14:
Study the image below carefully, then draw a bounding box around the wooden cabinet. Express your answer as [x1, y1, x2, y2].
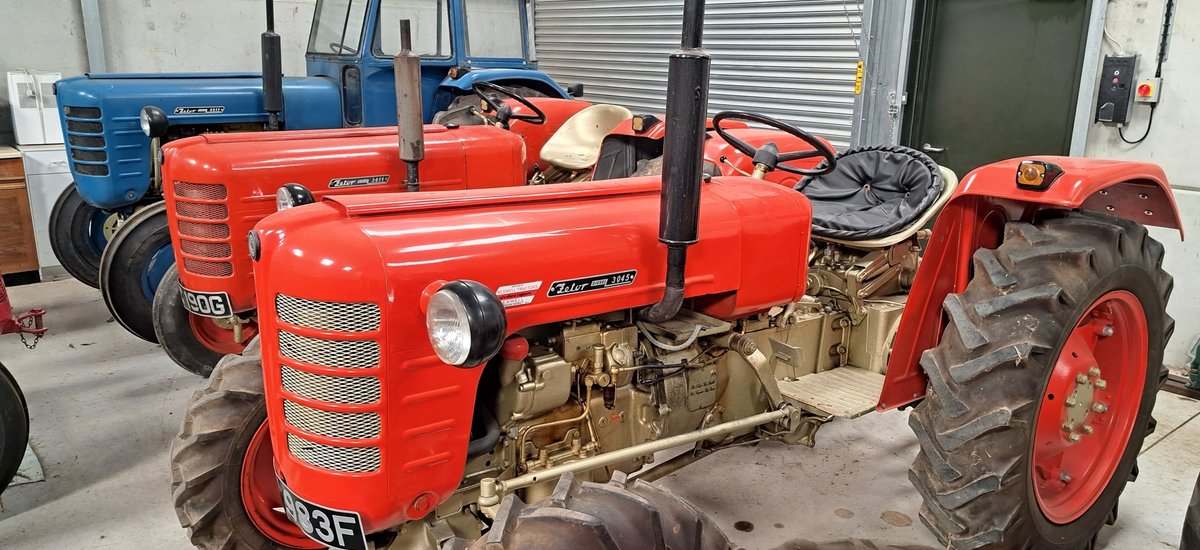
[0, 154, 38, 274]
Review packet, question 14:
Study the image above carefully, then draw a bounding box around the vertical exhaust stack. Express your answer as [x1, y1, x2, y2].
[642, 0, 712, 323]
[261, 0, 284, 131]
[394, 20, 425, 193]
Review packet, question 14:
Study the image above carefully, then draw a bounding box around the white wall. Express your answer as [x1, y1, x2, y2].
[0, 0, 318, 144]
[1084, 0, 1197, 369]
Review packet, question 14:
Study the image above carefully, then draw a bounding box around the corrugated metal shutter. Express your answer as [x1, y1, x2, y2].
[533, 0, 864, 147]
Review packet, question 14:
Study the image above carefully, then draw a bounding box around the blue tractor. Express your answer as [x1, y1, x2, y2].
[50, 0, 572, 291]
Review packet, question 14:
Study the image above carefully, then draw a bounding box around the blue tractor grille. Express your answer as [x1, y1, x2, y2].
[62, 106, 109, 176]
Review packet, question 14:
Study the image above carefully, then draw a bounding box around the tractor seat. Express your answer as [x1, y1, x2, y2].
[540, 104, 634, 171]
[795, 146, 947, 243]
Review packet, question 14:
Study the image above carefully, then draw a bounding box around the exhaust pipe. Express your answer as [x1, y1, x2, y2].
[642, 0, 711, 323]
[394, 19, 424, 193]
[261, 0, 284, 131]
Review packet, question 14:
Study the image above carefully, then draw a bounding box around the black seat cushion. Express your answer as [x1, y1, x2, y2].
[795, 146, 943, 241]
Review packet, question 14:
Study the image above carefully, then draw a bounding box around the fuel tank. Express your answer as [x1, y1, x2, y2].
[251, 177, 812, 533]
[163, 124, 527, 314]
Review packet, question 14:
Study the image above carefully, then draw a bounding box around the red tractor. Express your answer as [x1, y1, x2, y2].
[171, 3, 1182, 549]
[128, 51, 822, 378]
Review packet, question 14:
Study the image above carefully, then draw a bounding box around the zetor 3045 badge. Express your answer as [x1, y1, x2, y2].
[547, 270, 637, 298]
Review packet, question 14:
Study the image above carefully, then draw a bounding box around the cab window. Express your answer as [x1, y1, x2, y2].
[308, 0, 370, 56]
[377, 0, 453, 57]
[465, 0, 526, 59]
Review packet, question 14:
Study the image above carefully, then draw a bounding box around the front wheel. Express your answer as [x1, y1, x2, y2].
[49, 183, 117, 288]
[909, 211, 1172, 549]
[153, 265, 255, 377]
[100, 201, 174, 342]
[0, 361, 29, 495]
[171, 339, 321, 550]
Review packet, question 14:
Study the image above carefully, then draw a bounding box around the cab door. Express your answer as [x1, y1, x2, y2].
[361, 0, 458, 124]
[304, 0, 374, 127]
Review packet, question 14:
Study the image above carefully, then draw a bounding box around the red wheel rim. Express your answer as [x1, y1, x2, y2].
[189, 313, 257, 355]
[1032, 290, 1148, 524]
[240, 422, 322, 549]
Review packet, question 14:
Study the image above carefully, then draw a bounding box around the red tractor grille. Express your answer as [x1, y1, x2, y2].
[172, 181, 233, 279]
[275, 294, 383, 473]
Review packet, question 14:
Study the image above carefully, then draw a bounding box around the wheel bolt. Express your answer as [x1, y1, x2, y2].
[1094, 379, 1108, 390]
[1065, 396, 1079, 408]
[1081, 424, 1094, 435]
[1060, 471, 1073, 483]
[1062, 422, 1076, 432]
[1076, 374, 1089, 385]
[1068, 433, 1082, 443]
[1088, 367, 1102, 378]
[1101, 325, 1114, 337]
[1092, 402, 1108, 413]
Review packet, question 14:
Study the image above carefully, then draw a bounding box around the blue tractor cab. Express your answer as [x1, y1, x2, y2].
[50, 0, 571, 289]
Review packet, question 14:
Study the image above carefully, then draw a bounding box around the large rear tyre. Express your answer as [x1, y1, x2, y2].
[48, 183, 115, 288]
[171, 339, 321, 550]
[456, 471, 730, 550]
[153, 265, 254, 377]
[0, 361, 29, 495]
[1184, 471, 1200, 550]
[100, 201, 174, 343]
[909, 211, 1173, 549]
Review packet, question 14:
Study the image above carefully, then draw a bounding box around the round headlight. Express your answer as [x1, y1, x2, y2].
[140, 106, 169, 138]
[275, 183, 314, 211]
[426, 280, 507, 367]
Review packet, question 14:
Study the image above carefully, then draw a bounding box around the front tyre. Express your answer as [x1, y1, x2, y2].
[49, 183, 114, 288]
[171, 339, 320, 550]
[0, 361, 29, 494]
[458, 471, 729, 550]
[153, 265, 255, 377]
[909, 211, 1172, 549]
[100, 201, 174, 342]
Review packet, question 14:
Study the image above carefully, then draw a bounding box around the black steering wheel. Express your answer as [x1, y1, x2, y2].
[712, 111, 837, 176]
[471, 82, 546, 126]
[329, 42, 358, 55]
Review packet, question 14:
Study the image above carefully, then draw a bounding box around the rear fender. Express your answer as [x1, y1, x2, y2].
[878, 157, 1183, 411]
[439, 68, 570, 99]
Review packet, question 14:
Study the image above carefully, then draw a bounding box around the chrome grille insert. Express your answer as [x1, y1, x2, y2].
[278, 331, 379, 369]
[180, 240, 232, 258]
[174, 182, 228, 201]
[284, 399, 380, 439]
[182, 258, 233, 277]
[176, 201, 228, 220]
[178, 220, 230, 239]
[287, 433, 380, 473]
[281, 365, 380, 405]
[276, 295, 380, 333]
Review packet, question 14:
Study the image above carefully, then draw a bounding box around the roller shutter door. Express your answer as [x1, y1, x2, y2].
[532, 0, 864, 147]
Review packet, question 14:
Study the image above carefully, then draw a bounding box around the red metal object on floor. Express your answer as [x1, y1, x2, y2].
[1032, 290, 1148, 524]
[0, 274, 45, 338]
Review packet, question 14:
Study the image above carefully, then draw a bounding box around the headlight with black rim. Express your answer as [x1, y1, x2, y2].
[426, 280, 507, 367]
[275, 183, 314, 211]
[140, 106, 169, 138]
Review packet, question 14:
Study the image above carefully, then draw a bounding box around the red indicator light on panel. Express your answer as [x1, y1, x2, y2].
[1138, 84, 1153, 97]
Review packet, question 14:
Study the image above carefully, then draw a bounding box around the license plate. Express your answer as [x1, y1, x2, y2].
[277, 478, 369, 550]
[180, 286, 232, 318]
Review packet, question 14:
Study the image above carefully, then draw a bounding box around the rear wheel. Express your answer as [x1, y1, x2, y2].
[0, 361, 29, 494]
[100, 201, 174, 342]
[456, 471, 730, 550]
[909, 211, 1172, 549]
[153, 264, 255, 377]
[171, 339, 320, 550]
[49, 183, 117, 288]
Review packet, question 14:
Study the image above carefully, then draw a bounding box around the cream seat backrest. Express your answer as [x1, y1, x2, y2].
[539, 104, 634, 171]
[819, 166, 960, 249]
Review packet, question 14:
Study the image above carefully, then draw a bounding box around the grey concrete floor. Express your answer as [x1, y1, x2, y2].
[0, 278, 1197, 549]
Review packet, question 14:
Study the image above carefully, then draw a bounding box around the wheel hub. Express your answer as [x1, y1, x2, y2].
[1032, 291, 1148, 524]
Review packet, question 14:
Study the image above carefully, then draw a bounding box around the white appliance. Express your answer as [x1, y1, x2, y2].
[18, 145, 72, 276]
[7, 71, 64, 146]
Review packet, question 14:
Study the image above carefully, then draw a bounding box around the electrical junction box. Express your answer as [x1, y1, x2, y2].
[1135, 77, 1162, 104]
[1096, 55, 1138, 125]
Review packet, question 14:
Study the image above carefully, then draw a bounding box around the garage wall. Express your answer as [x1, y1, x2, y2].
[0, 0, 318, 145]
[1084, 0, 1196, 368]
[533, 0, 864, 147]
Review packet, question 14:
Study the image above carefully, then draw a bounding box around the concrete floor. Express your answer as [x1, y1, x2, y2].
[0, 278, 1197, 549]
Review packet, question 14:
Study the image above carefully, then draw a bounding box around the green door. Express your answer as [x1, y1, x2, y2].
[903, 0, 1093, 176]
